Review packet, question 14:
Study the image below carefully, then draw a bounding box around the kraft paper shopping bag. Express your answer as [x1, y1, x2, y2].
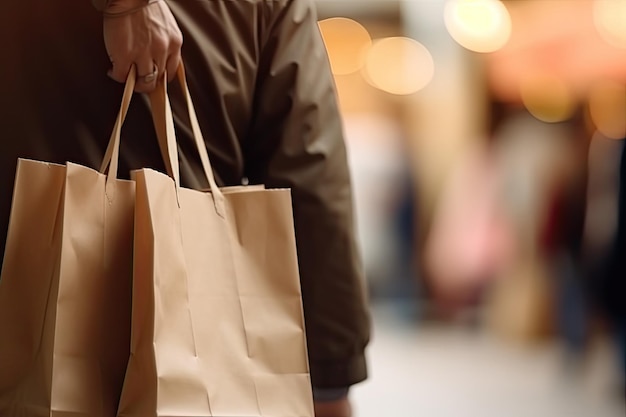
[117, 65, 314, 417]
[0, 70, 138, 417]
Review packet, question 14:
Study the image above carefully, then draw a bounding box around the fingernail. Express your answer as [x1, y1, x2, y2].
[107, 70, 114, 79]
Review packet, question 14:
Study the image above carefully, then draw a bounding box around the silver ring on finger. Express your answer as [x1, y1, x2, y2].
[141, 65, 158, 83]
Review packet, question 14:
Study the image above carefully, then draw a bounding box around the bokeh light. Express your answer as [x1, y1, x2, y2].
[318, 17, 372, 75]
[593, 0, 626, 49]
[588, 80, 626, 139]
[444, 0, 512, 53]
[363, 37, 434, 95]
[520, 75, 577, 123]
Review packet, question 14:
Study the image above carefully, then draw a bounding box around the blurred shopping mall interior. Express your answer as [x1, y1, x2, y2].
[313, 0, 626, 415]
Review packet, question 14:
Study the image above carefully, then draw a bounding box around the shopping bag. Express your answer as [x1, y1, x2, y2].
[0, 70, 138, 416]
[117, 65, 314, 417]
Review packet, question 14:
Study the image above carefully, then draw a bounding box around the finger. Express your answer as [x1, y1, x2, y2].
[108, 59, 132, 84]
[135, 57, 158, 93]
[165, 49, 182, 82]
[154, 55, 168, 85]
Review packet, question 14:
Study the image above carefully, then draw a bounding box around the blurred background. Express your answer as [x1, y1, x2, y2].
[313, 0, 626, 415]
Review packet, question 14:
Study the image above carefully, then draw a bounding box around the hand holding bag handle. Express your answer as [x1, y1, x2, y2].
[96, 63, 225, 216]
[149, 63, 226, 216]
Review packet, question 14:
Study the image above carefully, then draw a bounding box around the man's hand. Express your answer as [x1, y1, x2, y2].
[314, 397, 353, 417]
[103, 0, 182, 93]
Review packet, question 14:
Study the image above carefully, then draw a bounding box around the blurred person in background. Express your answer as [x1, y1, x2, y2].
[342, 114, 421, 321]
[423, 139, 516, 321]
[487, 112, 588, 347]
[535, 110, 590, 365]
[614, 142, 626, 393]
[588, 138, 626, 394]
[389, 174, 421, 321]
[0, 0, 370, 415]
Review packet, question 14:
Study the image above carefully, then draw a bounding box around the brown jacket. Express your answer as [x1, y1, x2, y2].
[0, 0, 370, 388]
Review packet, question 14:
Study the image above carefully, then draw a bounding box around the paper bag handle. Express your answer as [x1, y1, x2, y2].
[99, 66, 136, 200]
[149, 64, 225, 216]
[97, 63, 225, 216]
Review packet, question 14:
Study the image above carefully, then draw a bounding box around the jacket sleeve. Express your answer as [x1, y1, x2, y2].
[244, 0, 371, 389]
[91, 0, 107, 10]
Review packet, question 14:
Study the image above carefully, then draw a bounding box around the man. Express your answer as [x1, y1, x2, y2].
[0, 0, 370, 415]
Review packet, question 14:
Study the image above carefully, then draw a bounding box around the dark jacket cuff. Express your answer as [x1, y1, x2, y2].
[310, 352, 368, 389]
[91, 0, 108, 11]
